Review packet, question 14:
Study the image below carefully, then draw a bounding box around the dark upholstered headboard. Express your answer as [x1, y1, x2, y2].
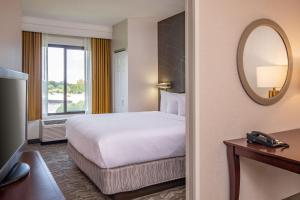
[158, 12, 185, 93]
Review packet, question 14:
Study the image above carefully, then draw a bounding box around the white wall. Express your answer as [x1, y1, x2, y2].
[22, 16, 112, 39]
[127, 18, 158, 111]
[112, 20, 128, 52]
[27, 120, 40, 139]
[0, 0, 22, 71]
[199, 0, 300, 199]
[112, 18, 158, 112]
[0, 1, 34, 140]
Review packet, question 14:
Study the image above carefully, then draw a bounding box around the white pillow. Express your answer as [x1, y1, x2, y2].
[166, 98, 178, 114]
[160, 90, 168, 112]
[178, 93, 186, 116]
[160, 91, 185, 116]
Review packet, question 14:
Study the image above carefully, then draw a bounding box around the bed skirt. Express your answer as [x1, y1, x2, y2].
[67, 143, 185, 195]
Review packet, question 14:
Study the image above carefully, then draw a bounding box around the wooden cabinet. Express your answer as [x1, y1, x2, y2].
[0, 151, 65, 200]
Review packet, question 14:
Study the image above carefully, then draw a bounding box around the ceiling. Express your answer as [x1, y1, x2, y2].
[22, 0, 185, 26]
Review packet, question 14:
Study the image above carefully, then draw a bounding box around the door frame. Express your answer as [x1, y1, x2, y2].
[186, 0, 200, 199]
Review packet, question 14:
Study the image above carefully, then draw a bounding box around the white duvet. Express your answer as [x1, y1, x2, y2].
[66, 111, 185, 169]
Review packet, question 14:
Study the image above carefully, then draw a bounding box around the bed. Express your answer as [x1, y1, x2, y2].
[66, 111, 186, 195]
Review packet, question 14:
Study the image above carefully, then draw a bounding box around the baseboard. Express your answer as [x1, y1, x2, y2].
[28, 138, 67, 145]
[27, 139, 41, 144]
[41, 139, 68, 145]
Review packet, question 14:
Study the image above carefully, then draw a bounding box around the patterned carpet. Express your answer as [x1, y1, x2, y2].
[24, 143, 185, 200]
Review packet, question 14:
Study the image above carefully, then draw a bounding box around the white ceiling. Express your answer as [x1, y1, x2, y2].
[22, 0, 185, 26]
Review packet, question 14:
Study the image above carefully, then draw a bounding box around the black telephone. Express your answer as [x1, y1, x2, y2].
[247, 131, 289, 148]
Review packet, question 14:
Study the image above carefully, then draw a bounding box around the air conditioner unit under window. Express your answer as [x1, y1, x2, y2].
[40, 119, 67, 143]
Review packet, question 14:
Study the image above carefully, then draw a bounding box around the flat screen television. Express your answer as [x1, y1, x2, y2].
[0, 67, 30, 187]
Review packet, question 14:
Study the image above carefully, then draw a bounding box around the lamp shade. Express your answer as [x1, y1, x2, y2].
[256, 66, 288, 88]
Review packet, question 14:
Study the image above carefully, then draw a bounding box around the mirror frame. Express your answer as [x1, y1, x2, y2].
[237, 19, 293, 105]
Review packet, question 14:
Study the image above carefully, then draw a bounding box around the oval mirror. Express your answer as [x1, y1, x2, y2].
[237, 19, 293, 105]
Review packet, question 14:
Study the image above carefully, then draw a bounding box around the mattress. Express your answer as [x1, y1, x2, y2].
[67, 143, 185, 195]
[66, 111, 185, 169]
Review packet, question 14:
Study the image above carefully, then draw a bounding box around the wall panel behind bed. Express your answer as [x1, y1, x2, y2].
[158, 12, 185, 93]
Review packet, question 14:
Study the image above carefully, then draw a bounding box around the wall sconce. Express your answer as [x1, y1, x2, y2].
[256, 65, 288, 98]
[156, 82, 172, 90]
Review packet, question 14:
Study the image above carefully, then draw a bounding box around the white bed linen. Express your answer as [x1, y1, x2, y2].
[66, 111, 185, 169]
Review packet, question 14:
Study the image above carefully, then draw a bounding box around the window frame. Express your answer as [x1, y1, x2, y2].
[47, 44, 85, 115]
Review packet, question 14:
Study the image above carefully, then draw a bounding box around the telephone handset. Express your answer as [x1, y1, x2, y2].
[247, 131, 289, 148]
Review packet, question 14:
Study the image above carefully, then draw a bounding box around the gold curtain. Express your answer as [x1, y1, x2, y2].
[91, 38, 112, 114]
[22, 31, 42, 121]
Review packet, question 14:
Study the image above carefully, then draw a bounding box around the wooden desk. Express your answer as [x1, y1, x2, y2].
[224, 129, 300, 200]
[0, 151, 65, 200]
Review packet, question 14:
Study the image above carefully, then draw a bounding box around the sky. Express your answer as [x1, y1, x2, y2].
[48, 47, 85, 84]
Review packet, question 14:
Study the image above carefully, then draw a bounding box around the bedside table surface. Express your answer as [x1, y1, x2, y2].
[224, 128, 300, 165]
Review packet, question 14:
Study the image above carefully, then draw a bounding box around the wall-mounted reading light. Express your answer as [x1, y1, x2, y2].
[156, 82, 172, 90]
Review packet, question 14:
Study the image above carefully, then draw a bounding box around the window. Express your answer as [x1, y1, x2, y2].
[47, 44, 85, 115]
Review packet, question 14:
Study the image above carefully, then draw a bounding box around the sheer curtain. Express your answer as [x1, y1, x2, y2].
[42, 33, 49, 118]
[84, 38, 92, 114]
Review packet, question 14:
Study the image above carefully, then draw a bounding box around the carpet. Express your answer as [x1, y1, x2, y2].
[24, 143, 185, 200]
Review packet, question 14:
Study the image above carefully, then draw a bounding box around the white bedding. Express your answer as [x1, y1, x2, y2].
[66, 111, 185, 169]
